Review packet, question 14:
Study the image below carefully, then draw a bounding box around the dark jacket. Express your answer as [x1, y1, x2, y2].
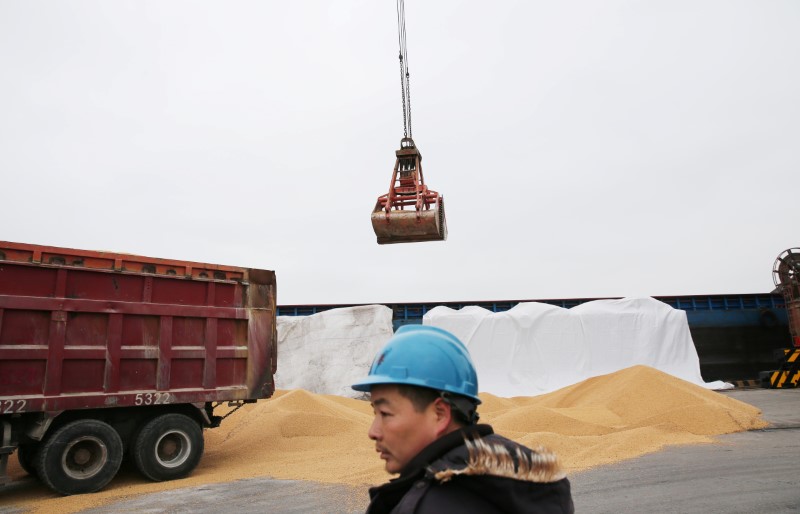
[365, 424, 574, 514]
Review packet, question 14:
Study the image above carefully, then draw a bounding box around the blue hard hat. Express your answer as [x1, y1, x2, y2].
[352, 325, 480, 403]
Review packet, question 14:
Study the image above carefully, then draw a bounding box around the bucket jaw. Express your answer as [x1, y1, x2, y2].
[371, 138, 448, 245]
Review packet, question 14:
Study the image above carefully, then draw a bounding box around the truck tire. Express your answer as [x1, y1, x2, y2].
[16, 443, 39, 477]
[36, 419, 123, 495]
[132, 413, 204, 482]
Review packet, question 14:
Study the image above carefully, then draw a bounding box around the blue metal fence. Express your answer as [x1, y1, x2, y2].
[277, 293, 787, 329]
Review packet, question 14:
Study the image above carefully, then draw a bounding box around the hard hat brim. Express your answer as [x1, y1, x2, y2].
[351, 375, 481, 404]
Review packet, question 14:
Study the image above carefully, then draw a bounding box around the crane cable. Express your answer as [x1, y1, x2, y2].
[397, 0, 412, 139]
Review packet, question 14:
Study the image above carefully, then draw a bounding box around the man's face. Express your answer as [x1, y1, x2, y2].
[368, 385, 442, 474]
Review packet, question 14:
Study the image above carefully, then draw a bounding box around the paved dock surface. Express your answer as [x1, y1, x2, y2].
[570, 388, 800, 513]
[79, 479, 366, 514]
[2, 388, 798, 513]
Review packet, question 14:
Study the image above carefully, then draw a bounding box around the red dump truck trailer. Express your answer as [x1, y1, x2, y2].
[0, 241, 277, 495]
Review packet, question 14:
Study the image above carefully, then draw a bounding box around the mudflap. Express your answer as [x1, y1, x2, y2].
[0, 420, 14, 486]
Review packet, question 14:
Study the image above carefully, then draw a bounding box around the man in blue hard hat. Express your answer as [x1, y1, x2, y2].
[352, 325, 574, 514]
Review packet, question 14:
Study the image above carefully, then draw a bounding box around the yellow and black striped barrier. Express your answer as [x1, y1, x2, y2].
[761, 349, 800, 388]
[730, 379, 760, 388]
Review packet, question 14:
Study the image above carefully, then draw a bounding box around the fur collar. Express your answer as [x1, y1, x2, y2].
[432, 436, 566, 484]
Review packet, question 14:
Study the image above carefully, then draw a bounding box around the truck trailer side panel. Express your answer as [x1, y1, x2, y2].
[0, 241, 277, 493]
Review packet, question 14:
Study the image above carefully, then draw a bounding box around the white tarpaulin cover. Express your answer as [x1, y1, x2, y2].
[423, 297, 731, 397]
[275, 304, 394, 398]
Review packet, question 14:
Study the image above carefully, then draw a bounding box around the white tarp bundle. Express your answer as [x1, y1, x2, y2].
[275, 304, 394, 398]
[423, 297, 731, 397]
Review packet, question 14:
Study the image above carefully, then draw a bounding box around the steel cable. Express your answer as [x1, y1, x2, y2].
[396, 0, 412, 139]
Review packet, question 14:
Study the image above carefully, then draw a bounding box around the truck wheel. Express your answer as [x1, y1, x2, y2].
[132, 413, 204, 482]
[36, 420, 123, 495]
[16, 443, 40, 477]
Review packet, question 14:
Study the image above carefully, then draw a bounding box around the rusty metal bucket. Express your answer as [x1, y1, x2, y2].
[371, 195, 447, 244]
[371, 138, 448, 245]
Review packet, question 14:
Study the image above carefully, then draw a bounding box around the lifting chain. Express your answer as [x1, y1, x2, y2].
[399, 55, 408, 138]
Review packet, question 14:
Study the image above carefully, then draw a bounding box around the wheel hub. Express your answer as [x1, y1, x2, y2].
[155, 430, 191, 468]
[62, 436, 107, 480]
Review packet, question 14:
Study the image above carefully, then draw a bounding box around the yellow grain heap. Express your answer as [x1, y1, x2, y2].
[1, 365, 767, 513]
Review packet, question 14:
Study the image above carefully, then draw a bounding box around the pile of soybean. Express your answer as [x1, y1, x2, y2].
[2, 366, 767, 513]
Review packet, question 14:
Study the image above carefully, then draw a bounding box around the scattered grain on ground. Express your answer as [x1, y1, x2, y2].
[0, 365, 768, 513]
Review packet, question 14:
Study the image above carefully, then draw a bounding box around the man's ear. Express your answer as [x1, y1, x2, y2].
[431, 397, 453, 431]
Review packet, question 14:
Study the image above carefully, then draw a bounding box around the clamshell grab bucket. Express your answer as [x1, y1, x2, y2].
[371, 195, 447, 244]
[371, 138, 448, 245]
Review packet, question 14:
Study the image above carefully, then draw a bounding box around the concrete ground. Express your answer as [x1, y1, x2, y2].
[78, 479, 367, 514]
[570, 388, 800, 513]
[2, 388, 798, 513]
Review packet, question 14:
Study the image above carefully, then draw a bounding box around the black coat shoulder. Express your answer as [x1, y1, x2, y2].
[420, 433, 574, 514]
[366, 427, 574, 514]
[416, 473, 573, 514]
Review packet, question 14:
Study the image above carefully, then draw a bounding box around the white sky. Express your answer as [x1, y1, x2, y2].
[1, 1, 798, 305]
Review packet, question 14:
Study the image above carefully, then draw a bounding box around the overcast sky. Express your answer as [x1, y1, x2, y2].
[1, 1, 798, 305]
